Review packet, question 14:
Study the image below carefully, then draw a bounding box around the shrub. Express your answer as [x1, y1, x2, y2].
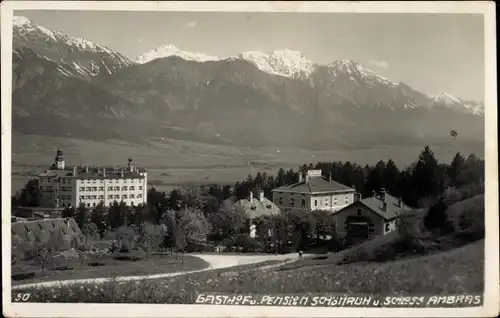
[423, 199, 453, 235]
[114, 249, 146, 261]
[447, 194, 485, 242]
[441, 187, 464, 206]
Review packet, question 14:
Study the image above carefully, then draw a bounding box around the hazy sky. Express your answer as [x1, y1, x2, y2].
[16, 10, 485, 101]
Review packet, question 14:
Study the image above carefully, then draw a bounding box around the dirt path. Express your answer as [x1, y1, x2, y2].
[12, 253, 309, 290]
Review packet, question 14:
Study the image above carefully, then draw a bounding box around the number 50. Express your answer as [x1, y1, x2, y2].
[14, 293, 30, 302]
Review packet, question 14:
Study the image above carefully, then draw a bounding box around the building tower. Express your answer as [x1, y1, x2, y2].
[55, 149, 65, 170]
[128, 157, 134, 172]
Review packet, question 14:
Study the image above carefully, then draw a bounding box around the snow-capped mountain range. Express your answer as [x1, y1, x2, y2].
[13, 17, 484, 133]
[134, 43, 483, 115]
[13, 16, 133, 77]
[136, 44, 219, 64]
[11, 15, 485, 149]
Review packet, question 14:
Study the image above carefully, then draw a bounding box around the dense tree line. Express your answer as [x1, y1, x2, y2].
[12, 146, 485, 254]
[227, 146, 484, 208]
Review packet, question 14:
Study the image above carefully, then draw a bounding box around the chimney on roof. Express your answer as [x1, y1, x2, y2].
[380, 188, 387, 202]
[329, 172, 332, 183]
[354, 192, 362, 202]
[398, 198, 403, 208]
[103, 168, 106, 177]
[259, 190, 264, 202]
[383, 201, 388, 212]
[249, 191, 253, 202]
[121, 169, 124, 178]
[372, 190, 376, 197]
[298, 173, 303, 183]
[72, 166, 77, 176]
[85, 166, 89, 173]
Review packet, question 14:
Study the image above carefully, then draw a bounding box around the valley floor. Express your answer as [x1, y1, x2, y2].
[11, 133, 483, 194]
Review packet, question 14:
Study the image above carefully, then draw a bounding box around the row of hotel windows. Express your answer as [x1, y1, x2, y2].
[79, 186, 143, 192]
[41, 178, 143, 184]
[58, 201, 144, 208]
[277, 196, 350, 207]
[78, 193, 143, 201]
[79, 178, 142, 184]
[42, 186, 144, 192]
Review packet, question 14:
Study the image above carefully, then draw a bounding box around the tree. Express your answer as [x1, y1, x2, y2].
[457, 153, 484, 186]
[90, 202, 106, 237]
[74, 202, 89, 230]
[209, 201, 249, 241]
[286, 209, 315, 249]
[167, 189, 183, 211]
[108, 201, 127, 229]
[180, 184, 209, 212]
[174, 227, 187, 264]
[276, 168, 286, 187]
[383, 159, 400, 195]
[108, 239, 120, 266]
[423, 198, 453, 235]
[366, 161, 386, 193]
[412, 146, 442, 201]
[136, 224, 166, 259]
[82, 222, 99, 241]
[176, 207, 210, 243]
[71, 234, 91, 269]
[17, 179, 40, 207]
[25, 229, 52, 276]
[311, 210, 336, 244]
[62, 205, 76, 218]
[448, 152, 466, 187]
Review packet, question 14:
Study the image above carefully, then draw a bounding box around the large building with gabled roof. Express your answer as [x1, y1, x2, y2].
[271, 169, 356, 213]
[38, 149, 148, 209]
[333, 188, 409, 240]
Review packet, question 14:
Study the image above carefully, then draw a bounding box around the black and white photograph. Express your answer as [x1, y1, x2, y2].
[2, 1, 498, 317]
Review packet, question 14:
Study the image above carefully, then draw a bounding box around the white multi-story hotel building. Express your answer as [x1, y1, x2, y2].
[38, 149, 148, 209]
[271, 169, 357, 213]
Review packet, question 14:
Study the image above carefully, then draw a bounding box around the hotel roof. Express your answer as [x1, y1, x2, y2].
[39, 165, 146, 180]
[337, 193, 409, 221]
[272, 176, 355, 194]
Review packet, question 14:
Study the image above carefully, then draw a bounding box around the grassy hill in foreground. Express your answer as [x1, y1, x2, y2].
[201, 239, 484, 295]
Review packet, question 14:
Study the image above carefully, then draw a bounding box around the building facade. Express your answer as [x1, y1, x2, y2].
[38, 150, 148, 209]
[332, 188, 408, 241]
[271, 169, 356, 213]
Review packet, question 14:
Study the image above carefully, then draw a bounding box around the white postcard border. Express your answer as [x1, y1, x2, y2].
[1, 1, 498, 317]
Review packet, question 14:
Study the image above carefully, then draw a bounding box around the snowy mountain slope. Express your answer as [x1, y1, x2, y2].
[13, 16, 134, 77]
[236, 49, 317, 79]
[432, 91, 485, 115]
[136, 44, 220, 64]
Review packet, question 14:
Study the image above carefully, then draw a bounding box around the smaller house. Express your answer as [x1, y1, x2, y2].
[231, 190, 282, 238]
[333, 188, 409, 242]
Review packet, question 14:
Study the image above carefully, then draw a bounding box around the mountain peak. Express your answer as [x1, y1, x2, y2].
[327, 59, 399, 87]
[433, 91, 461, 104]
[135, 44, 220, 64]
[13, 15, 133, 76]
[237, 49, 315, 78]
[13, 16, 31, 27]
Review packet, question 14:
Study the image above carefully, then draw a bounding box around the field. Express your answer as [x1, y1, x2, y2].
[10, 133, 483, 193]
[11, 240, 483, 303]
[12, 252, 209, 286]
